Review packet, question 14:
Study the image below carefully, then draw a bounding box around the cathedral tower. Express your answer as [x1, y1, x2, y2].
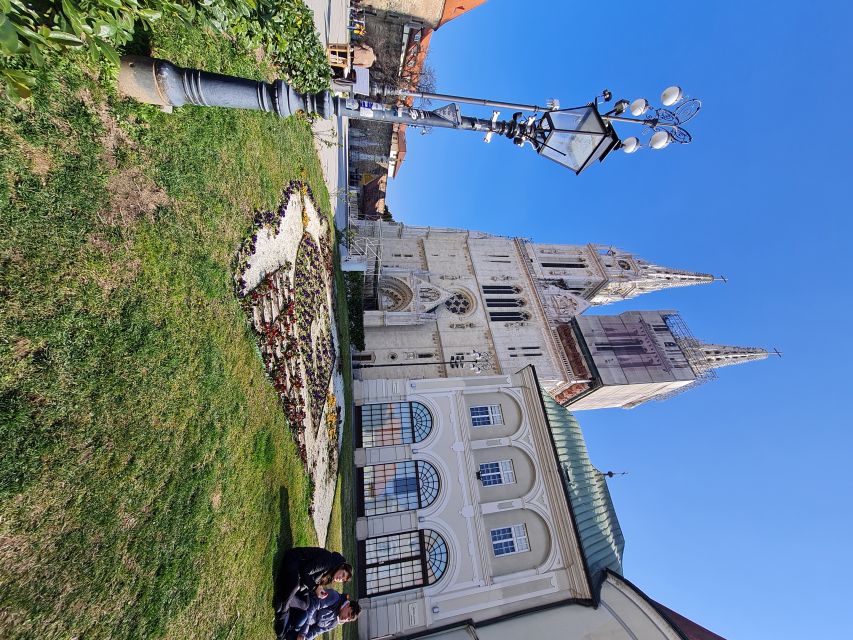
[557, 311, 769, 410]
[349, 220, 762, 409]
[525, 242, 715, 309]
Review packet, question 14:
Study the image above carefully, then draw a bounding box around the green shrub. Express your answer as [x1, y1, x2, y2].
[205, 0, 331, 93]
[344, 271, 365, 352]
[0, 0, 330, 102]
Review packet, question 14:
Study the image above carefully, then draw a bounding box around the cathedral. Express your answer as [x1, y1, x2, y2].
[346, 214, 745, 640]
[347, 219, 767, 409]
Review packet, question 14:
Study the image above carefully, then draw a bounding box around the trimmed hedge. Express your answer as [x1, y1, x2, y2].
[344, 271, 365, 352]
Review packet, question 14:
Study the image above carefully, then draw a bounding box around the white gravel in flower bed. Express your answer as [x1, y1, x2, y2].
[240, 196, 303, 294]
[237, 188, 345, 543]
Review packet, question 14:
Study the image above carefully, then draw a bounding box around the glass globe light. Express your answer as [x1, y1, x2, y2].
[630, 98, 649, 116]
[621, 137, 640, 153]
[661, 86, 683, 106]
[649, 131, 672, 149]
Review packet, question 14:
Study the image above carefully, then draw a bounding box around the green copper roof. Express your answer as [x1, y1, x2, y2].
[540, 392, 625, 578]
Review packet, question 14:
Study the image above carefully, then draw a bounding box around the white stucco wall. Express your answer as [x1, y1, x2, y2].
[353, 370, 590, 640]
[422, 574, 683, 640]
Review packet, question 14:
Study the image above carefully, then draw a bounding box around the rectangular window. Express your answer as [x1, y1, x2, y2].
[470, 405, 503, 427]
[541, 262, 586, 268]
[362, 461, 418, 516]
[363, 532, 425, 594]
[490, 524, 530, 557]
[479, 460, 516, 486]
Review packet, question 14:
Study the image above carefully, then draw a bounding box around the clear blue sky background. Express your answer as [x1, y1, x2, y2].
[384, 1, 853, 638]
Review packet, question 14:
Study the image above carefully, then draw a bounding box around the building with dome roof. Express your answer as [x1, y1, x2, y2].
[352, 366, 727, 640]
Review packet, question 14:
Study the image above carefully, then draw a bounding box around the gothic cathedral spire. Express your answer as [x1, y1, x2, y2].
[585, 245, 715, 305]
[694, 343, 770, 369]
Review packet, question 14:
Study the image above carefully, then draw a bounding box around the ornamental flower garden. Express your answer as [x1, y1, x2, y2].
[233, 182, 342, 539]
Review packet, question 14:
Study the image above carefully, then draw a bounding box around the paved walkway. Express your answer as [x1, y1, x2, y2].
[304, 0, 350, 232]
[303, 0, 351, 545]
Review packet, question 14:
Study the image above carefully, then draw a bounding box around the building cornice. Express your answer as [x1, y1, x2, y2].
[517, 367, 592, 600]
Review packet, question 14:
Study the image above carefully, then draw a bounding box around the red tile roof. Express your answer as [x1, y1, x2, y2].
[653, 602, 728, 640]
[438, 0, 487, 27]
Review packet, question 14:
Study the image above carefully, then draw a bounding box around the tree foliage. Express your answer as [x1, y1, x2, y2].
[0, 0, 330, 102]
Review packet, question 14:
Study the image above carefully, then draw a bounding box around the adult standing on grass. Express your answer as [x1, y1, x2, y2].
[274, 547, 352, 630]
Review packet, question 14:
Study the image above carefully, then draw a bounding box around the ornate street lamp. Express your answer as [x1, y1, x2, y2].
[117, 56, 699, 175]
[607, 85, 702, 155]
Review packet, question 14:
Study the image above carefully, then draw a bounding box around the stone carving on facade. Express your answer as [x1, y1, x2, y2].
[553, 295, 583, 317]
[439, 275, 461, 280]
[449, 322, 476, 329]
[491, 275, 512, 281]
[542, 279, 570, 291]
[503, 322, 527, 328]
[528, 486, 550, 514]
[419, 287, 440, 302]
[379, 276, 413, 312]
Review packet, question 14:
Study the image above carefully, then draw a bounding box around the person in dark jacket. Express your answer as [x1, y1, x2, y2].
[289, 589, 360, 640]
[274, 547, 352, 633]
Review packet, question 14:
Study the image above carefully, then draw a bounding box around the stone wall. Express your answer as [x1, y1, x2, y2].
[362, 0, 444, 27]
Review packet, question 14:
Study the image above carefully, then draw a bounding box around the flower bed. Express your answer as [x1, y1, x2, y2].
[233, 181, 341, 539]
[294, 232, 337, 433]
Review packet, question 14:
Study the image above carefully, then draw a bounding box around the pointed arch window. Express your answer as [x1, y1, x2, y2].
[485, 298, 526, 308]
[489, 311, 531, 322]
[361, 530, 448, 595]
[482, 285, 521, 295]
[360, 460, 440, 516]
[358, 402, 433, 447]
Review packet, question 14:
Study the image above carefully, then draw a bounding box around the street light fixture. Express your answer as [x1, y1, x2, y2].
[605, 85, 701, 153]
[116, 56, 700, 175]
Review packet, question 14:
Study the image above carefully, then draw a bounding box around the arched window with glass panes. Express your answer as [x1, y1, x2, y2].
[359, 460, 440, 516]
[360, 530, 449, 596]
[357, 401, 433, 447]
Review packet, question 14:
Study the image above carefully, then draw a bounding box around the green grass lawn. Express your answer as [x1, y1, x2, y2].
[0, 15, 353, 640]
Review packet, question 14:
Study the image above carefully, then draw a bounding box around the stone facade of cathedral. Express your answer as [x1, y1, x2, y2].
[351, 220, 767, 409]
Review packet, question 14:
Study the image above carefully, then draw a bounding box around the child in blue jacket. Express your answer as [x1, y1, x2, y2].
[290, 589, 361, 640]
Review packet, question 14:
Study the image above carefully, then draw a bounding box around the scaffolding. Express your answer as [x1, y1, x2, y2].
[346, 217, 383, 309]
[651, 313, 718, 403]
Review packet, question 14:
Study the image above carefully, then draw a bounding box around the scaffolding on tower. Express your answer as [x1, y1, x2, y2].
[652, 313, 718, 403]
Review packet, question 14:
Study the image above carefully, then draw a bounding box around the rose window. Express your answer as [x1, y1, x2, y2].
[444, 292, 472, 315]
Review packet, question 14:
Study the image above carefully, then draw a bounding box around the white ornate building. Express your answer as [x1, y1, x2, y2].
[352, 367, 726, 640]
[349, 220, 766, 409]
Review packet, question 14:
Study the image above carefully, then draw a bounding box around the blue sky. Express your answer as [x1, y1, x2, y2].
[385, 1, 853, 637]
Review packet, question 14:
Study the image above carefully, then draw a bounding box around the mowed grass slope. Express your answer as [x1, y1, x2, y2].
[0, 18, 335, 640]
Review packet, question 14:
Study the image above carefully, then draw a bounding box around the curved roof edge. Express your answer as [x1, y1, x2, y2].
[538, 391, 625, 578]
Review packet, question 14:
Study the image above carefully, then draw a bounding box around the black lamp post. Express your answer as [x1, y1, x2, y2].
[117, 56, 699, 175]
